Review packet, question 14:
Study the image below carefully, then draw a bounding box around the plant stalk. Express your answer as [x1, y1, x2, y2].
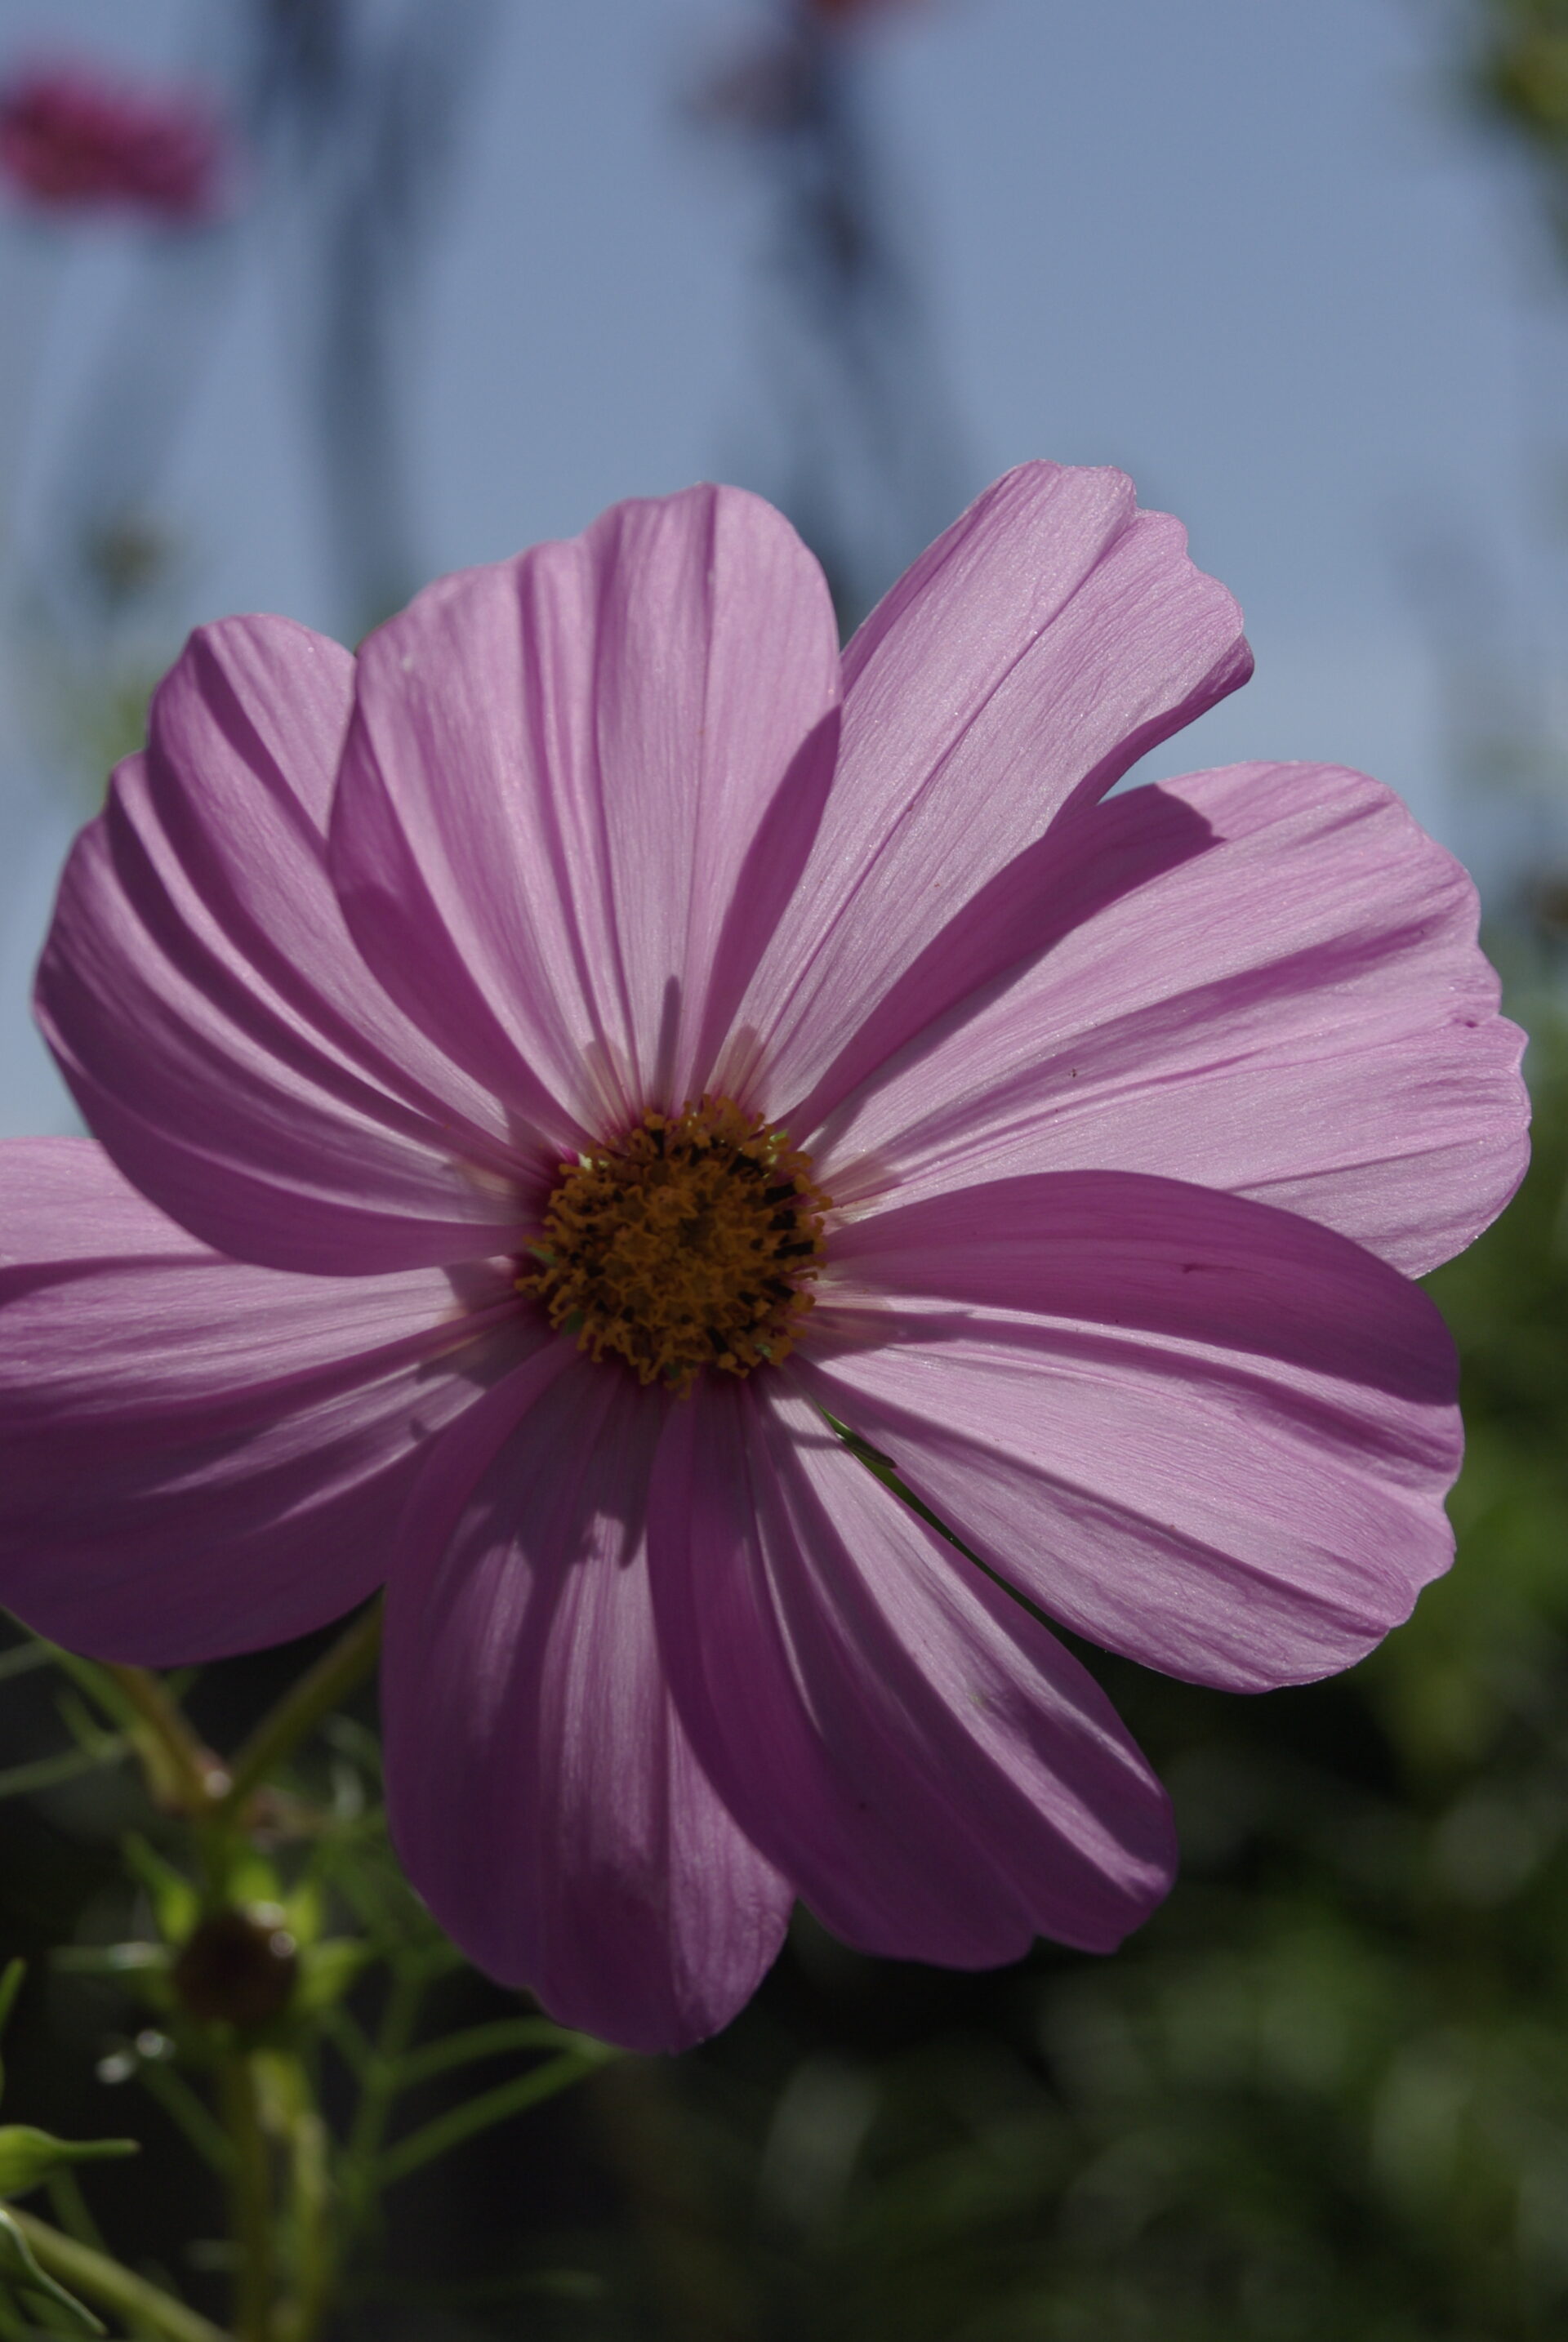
[216, 1605, 383, 1826]
[50, 1653, 224, 1815]
[218, 2055, 274, 2342]
[7, 2207, 227, 2342]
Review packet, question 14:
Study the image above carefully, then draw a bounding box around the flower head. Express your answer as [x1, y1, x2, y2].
[0, 466, 1527, 2050]
[0, 63, 228, 223]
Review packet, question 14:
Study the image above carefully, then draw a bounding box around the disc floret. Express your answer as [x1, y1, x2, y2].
[519, 1096, 831, 1396]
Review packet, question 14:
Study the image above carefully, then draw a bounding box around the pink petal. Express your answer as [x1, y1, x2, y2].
[733, 463, 1252, 1120]
[806, 1170, 1460, 1690]
[36, 618, 545, 1274]
[0, 1141, 533, 1663]
[381, 1354, 792, 2052]
[810, 762, 1528, 1276]
[649, 1379, 1174, 1964]
[331, 487, 841, 1134]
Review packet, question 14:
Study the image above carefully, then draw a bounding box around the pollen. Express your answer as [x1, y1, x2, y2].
[519, 1096, 831, 1397]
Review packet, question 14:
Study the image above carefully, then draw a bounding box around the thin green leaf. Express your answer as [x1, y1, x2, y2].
[290, 1939, 371, 2018]
[33, 1654, 136, 1737]
[0, 2133, 137, 2202]
[321, 1714, 383, 1783]
[130, 2070, 231, 2180]
[376, 2048, 615, 2188]
[0, 2212, 104, 2336]
[0, 1747, 126, 1806]
[2, 2208, 223, 2342]
[118, 1841, 197, 1949]
[394, 2016, 600, 2092]
[0, 1645, 52, 1686]
[53, 1697, 115, 1761]
[282, 1876, 323, 1949]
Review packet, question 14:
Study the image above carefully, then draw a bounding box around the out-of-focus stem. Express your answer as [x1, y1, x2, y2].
[105, 1664, 230, 1810]
[48, 1650, 225, 1815]
[216, 1602, 383, 1825]
[219, 2055, 274, 2342]
[275, 2055, 334, 2342]
[7, 2206, 227, 2342]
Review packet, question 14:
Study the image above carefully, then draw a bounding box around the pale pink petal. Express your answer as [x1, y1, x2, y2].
[804, 1171, 1459, 1690]
[732, 463, 1252, 1119]
[0, 1142, 533, 1663]
[332, 488, 841, 1133]
[810, 763, 1528, 1276]
[382, 1355, 792, 2052]
[36, 618, 546, 1274]
[650, 1379, 1174, 1966]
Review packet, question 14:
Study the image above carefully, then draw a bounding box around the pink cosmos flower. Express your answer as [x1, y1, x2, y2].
[0, 466, 1527, 2052]
[0, 64, 227, 224]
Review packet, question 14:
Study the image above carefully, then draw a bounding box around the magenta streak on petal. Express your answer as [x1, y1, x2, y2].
[36, 618, 549, 1275]
[332, 486, 841, 1134]
[809, 763, 1528, 1276]
[801, 1170, 1460, 1690]
[382, 1354, 791, 2054]
[0, 1140, 537, 1664]
[650, 1378, 1175, 1963]
[733, 462, 1252, 1120]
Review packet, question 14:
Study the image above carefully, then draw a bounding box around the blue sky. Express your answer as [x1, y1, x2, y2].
[2, 0, 1566, 1133]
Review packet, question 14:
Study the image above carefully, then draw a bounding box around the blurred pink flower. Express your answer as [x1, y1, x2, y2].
[695, 1, 926, 131]
[0, 62, 227, 223]
[0, 467, 1527, 2050]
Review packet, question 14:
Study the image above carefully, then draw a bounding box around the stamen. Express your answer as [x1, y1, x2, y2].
[518, 1096, 831, 1397]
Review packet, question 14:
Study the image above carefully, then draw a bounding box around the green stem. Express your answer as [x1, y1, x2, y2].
[275, 2064, 333, 2342]
[215, 1606, 382, 1826]
[7, 2208, 227, 2342]
[86, 1662, 224, 1816]
[218, 2057, 274, 2342]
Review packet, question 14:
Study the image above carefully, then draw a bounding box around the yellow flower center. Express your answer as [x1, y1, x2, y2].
[519, 1096, 831, 1397]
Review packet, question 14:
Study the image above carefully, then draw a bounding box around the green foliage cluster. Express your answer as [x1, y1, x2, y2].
[1464, 0, 1568, 242]
[1472, 0, 1568, 140]
[0, 1624, 612, 2341]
